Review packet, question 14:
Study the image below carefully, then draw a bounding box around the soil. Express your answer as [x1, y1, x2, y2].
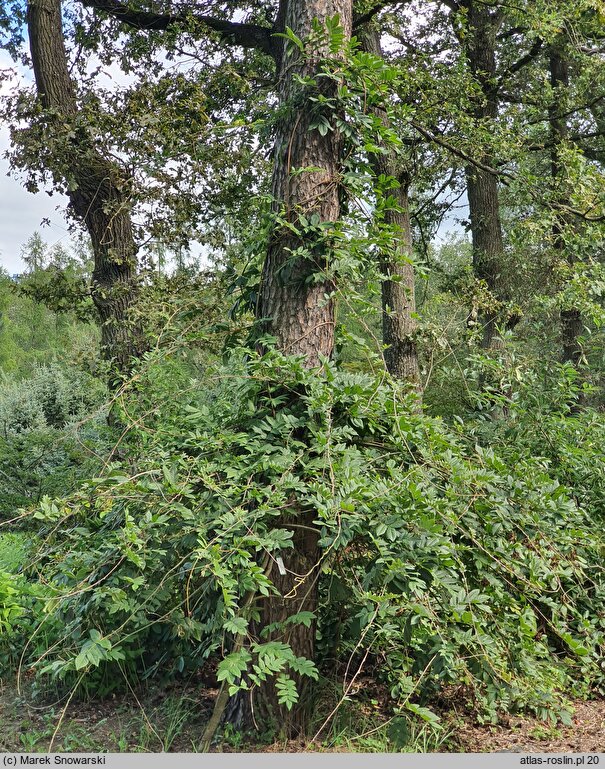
[0, 678, 603, 753]
[453, 700, 605, 753]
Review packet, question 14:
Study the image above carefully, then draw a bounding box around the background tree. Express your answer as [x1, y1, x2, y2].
[4, 0, 145, 374]
[359, 24, 420, 385]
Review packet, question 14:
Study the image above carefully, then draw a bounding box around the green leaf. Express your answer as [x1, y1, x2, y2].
[405, 703, 441, 725]
[275, 675, 298, 711]
[217, 650, 252, 684]
[224, 616, 249, 636]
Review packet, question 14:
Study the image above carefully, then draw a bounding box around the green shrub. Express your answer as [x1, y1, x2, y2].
[0, 363, 105, 433]
[0, 533, 53, 674]
[0, 531, 29, 572]
[0, 364, 107, 519]
[11, 352, 604, 723]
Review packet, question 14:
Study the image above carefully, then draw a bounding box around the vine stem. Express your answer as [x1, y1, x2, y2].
[200, 554, 271, 751]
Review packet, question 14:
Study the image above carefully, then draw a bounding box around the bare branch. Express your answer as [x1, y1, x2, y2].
[411, 121, 514, 179]
[439, 0, 461, 12]
[526, 94, 605, 126]
[78, 0, 276, 58]
[497, 25, 528, 41]
[353, 0, 411, 29]
[527, 128, 605, 152]
[498, 37, 543, 87]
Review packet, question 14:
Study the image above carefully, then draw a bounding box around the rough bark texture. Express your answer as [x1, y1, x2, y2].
[550, 50, 583, 367]
[463, 2, 507, 351]
[27, 0, 143, 373]
[257, 0, 352, 367]
[247, 520, 321, 736]
[249, 0, 352, 736]
[360, 27, 420, 387]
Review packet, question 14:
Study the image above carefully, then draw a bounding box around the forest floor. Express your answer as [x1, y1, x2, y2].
[453, 700, 604, 753]
[0, 677, 603, 753]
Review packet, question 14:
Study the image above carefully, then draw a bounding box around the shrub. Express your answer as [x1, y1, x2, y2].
[11, 352, 604, 723]
[0, 363, 105, 433]
[0, 364, 107, 519]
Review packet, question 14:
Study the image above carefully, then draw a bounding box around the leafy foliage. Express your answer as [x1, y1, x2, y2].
[1, 0, 605, 749]
[7, 351, 603, 724]
[0, 363, 107, 519]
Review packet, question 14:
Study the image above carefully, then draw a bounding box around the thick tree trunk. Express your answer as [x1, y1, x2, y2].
[247, 521, 321, 737]
[27, 0, 143, 374]
[249, 0, 352, 737]
[463, 2, 507, 351]
[258, 1, 352, 367]
[360, 27, 420, 387]
[550, 51, 582, 367]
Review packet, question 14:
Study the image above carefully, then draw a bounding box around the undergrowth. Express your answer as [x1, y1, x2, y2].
[0, 349, 603, 738]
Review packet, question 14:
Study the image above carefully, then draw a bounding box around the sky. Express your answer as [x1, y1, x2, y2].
[0, 44, 199, 275]
[0, 51, 72, 274]
[0, 156, 71, 274]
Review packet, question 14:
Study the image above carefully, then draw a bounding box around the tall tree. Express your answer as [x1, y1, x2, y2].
[79, 0, 357, 732]
[360, 24, 420, 386]
[252, 0, 352, 733]
[549, 48, 583, 366]
[26, 0, 143, 373]
[256, 3, 348, 367]
[458, 1, 508, 351]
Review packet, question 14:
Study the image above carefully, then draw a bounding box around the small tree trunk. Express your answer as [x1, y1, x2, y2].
[27, 0, 144, 374]
[380, 178, 420, 383]
[561, 308, 582, 366]
[463, 2, 507, 352]
[360, 27, 421, 388]
[549, 50, 583, 367]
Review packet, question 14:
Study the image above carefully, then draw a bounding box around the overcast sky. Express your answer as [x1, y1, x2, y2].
[0, 51, 72, 274]
[0, 156, 71, 274]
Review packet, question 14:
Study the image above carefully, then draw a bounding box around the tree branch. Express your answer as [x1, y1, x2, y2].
[79, 0, 276, 57]
[353, 0, 410, 29]
[526, 94, 605, 126]
[498, 37, 542, 87]
[439, 0, 461, 12]
[527, 128, 605, 152]
[497, 25, 528, 41]
[411, 121, 514, 179]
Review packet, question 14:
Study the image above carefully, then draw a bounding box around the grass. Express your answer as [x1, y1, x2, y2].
[0, 675, 458, 754]
[0, 680, 213, 753]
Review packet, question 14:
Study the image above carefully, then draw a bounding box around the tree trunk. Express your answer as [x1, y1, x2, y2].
[249, 0, 352, 737]
[27, 0, 144, 374]
[463, 2, 507, 351]
[360, 26, 421, 387]
[550, 50, 582, 367]
[258, 1, 352, 367]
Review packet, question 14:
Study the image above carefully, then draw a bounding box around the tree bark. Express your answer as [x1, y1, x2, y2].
[462, 2, 507, 351]
[360, 26, 421, 387]
[257, 1, 352, 367]
[27, 0, 144, 374]
[248, 0, 352, 737]
[550, 50, 582, 367]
